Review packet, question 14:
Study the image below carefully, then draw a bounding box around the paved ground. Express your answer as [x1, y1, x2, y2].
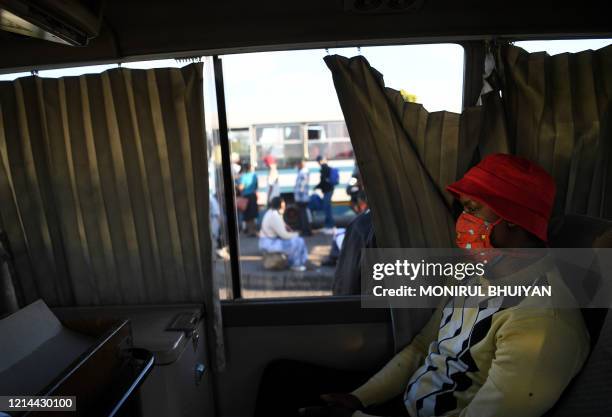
[215, 230, 338, 298]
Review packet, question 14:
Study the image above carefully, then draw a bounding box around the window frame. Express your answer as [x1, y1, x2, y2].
[215, 41, 470, 301]
[218, 36, 609, 302]
[2, 37, 609, 300]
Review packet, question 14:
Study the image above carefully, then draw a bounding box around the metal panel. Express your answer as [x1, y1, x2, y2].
[217, 322, 394, 417]
[222, 297, 390, 327]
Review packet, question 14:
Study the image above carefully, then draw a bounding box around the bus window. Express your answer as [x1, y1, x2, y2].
[306, 122, 353, 161]
[324, 121, 349, 139]
[327, 142, 354, 160]
[514, 38, 612, 54]
[228, 128, 250, 164]
[220, 44, 464, 299]
[284, 125, 303, 141]
[284, 125, 304, 167]
[283, 143, 305, 165]
[243, 124, 307, 169]
[307, 125, 326, 140]
[257, 126, 282, 145]
[256, 126, 283, 166]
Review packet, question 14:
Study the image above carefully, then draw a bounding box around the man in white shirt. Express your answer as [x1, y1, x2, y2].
[294, 159, 312, 236]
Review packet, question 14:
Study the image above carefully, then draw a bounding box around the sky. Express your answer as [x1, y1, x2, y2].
[221, 44, 465, 127]
[1, 39, 610, 129]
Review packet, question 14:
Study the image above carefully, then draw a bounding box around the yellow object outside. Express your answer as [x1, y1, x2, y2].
[400, 89, 418, 103]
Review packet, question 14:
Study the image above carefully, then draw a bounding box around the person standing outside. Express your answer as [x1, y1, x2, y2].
[237, 161, 259, 237]
[231, 151, 242, 178]
[315, 155, 335, 234]
[263, 155, 281, 204]
[294, 159, 312, 236]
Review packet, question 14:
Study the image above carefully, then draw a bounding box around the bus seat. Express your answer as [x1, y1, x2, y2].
[548, 214, 612, 248]
[548, 214, 611, 345]
[546, 214, 612, 417]
[545, 309, 611, 417]
[0, 230, 19, 316]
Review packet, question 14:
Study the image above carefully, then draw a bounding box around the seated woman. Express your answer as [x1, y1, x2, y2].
[260, 197, 309, 272]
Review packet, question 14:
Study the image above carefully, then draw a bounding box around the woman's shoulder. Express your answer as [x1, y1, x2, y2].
[263, 208, 279, 219]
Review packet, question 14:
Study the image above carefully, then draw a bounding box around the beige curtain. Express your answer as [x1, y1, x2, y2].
[325, 44, 612, 244]
[0, 64, 216, 313]
[325, 55, 502, 349]
[498, 44, 612, 219]
[324, 55, 503, 248]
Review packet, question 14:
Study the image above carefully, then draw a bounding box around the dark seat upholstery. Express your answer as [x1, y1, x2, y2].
[549, 214, 612, 248]
[549, 215, 611, 345]
[546, 215, 612, 417]
[0, 230, 19, 317]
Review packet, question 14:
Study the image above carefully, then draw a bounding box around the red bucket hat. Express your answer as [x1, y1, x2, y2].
[446, 154, 556, 242]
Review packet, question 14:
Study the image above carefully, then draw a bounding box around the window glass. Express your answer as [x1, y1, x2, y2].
[325, 122, 349, 139]
[202, 57, 234, 300]
[284, 125, 303, 141]
[307, 125, 326, 141]
[257, 126, 282, 144]
[514, 38, 612, 54]
[0, 59, 188, 81]
[327, 142, 354, 161]
[283, 143, 305, 164]
[307, 140, 354, 162]
[221, 44, 464, 298]
[307, 142, 326, 161]
[229, 128, 251, 164]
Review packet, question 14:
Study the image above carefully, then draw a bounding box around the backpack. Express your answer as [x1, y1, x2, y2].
[329, 167, 340, 186]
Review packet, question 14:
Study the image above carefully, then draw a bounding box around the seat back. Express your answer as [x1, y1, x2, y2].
[548, 214, 612, 248]
[546, 311, 612, 417]
[0, 231, 19, 316]
[546, 215, 612, 417]
[549, 214, 612, 345]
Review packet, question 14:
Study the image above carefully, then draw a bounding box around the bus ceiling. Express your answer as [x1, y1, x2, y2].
[0, 0, 610, 74]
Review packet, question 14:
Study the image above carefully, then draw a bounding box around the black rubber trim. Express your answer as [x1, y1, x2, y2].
[221, 296, 390, 327]
[213, 55, 242, 299]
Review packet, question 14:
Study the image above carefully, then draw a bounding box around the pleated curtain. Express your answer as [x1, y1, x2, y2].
[0, 64, 216, 312]
[324, 55, 501, 249]
[325, 55, 505, 349]
[325, 44, 612, 246]
[498, 44, 612, 219]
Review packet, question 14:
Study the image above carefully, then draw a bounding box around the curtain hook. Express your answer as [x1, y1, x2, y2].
[357, 46, 362, 55]
[117, 62, 122, 68]
[325, 48, 330, 55]
[30, 69, 39, 77]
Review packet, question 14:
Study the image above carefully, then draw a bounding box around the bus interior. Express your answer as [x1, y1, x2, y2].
[0, 1, 611, 417]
